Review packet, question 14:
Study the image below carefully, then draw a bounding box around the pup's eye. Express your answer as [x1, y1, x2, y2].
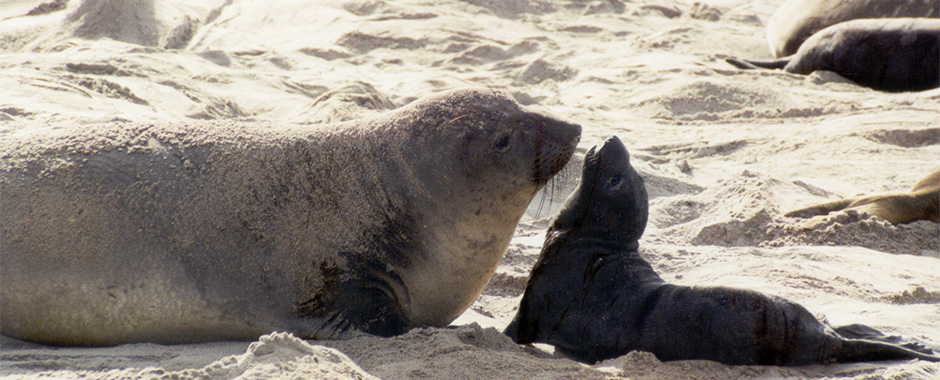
[607, 175, 623, 191]
[494, 133, 511, 151]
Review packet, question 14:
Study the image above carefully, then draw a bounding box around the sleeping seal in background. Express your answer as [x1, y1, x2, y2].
[0, 88, 581, 346]
[504, 136, 940, 365]
[766, 0, 939, 58]
[728, 18, 940, 92]
[786, 166, 940, 226]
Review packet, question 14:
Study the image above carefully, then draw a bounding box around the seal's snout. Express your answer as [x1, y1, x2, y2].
[598, 136, 627, 162]
[534, 116, 581, 181]
[584, 136, 628, 177]
[601, 135, 623, 149]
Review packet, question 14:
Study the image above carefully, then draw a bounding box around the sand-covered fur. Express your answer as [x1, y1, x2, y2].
[1, 89, 580, 345]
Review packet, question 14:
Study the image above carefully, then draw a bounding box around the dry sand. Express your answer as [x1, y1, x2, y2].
[1, 0, 939, 379]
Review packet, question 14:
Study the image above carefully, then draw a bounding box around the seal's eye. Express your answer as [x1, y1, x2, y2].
[607, 175, 623, 191]
[494, 132, 511, 152]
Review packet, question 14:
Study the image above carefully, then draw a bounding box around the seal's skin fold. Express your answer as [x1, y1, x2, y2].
[0, 88, 581, 346]
[766, 0, 939, 58]
[505, 136, 940, 365]
[728, 18, 940, 92]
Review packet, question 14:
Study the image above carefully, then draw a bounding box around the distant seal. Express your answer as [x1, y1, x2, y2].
[0, 88, 581, 346]
[786, 167, 940, 226]
[767, 0, 939, 58]
[728, 18, 940, 92]
[504, 136, 940, 365]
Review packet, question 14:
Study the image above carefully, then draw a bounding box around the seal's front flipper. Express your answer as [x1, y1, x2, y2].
[503, 319, 521, 342]
[726, 57, 790, 70]
[292, 259, 412, 339]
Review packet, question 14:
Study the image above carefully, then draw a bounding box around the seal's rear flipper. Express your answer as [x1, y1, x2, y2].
[726, 57, 789, 70]
[784, 198, 855, 218]
[834, 324, 937, 355]
[834, 339, 940, 363]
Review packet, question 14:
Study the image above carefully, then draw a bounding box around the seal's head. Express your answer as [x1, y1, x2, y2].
[550, 136, 648, 247]
[378, 88, 582, 329]
[402, 88, 580, 195]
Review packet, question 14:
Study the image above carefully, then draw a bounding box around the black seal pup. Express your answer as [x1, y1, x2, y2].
[504, 136, 940, 365]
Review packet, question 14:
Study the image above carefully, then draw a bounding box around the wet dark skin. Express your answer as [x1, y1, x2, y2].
[505, 136, 940, 365]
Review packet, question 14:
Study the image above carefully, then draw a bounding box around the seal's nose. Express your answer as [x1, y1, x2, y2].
[541, 117, 581, 147]
[598, 135, 628, 163]
[601, 135, 624, 151]
[559, 120, 582, 147]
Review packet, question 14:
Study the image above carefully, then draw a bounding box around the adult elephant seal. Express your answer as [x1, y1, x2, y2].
[0, 88, 581, 346]
[785, 166, 940, 227]
[727, 18, 940, 92]
[504, 136, 940, 365]
[767, 0, 938, 58]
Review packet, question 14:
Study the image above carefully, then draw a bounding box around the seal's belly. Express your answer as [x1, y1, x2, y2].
[0, 269, 266, 345]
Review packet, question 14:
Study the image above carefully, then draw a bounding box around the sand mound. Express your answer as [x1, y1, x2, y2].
[66, 0, 161, 46]
[1, 333, 379, 380]
[642, 170, 938, 256]
[323, 324, 609, 380]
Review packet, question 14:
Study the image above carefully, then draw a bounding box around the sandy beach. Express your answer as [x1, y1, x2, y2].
[1, 0, 939, 379]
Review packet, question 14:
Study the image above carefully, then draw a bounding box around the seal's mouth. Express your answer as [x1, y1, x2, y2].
[581, 145, 601, 189]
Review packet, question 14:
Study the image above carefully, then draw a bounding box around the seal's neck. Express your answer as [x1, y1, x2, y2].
[543, 229, 662, 282]
[547, 228, 640, 254]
